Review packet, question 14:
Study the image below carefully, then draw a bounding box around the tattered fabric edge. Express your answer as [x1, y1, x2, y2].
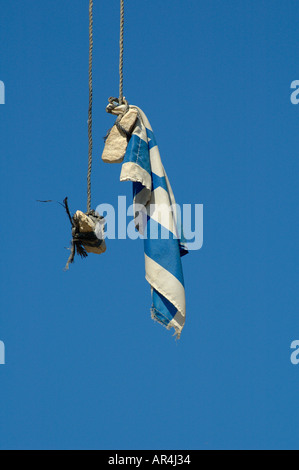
[146, 273, 185, 339]
[150, 307, 184, 340]
[120, 162, 152, 192]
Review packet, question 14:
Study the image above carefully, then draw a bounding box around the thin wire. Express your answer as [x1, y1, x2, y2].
[87, 0, 93, 213]
[119, 0, 124, 104]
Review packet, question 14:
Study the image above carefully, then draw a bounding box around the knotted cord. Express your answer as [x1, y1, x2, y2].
[87, 0, 93, 213]
[88, 0, 126, 209]
[119, 0, 125, 105]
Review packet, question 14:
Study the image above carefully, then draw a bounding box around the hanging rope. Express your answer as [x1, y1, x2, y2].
[119, 0, 125, 104]
[104, 1, 128, 141]
[87, 0, 93, 213]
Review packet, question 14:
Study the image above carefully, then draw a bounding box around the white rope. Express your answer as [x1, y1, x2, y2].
[119, 0, 125, 104]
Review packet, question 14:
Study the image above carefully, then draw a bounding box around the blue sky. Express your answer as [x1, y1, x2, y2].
[0, 0, 298, 450]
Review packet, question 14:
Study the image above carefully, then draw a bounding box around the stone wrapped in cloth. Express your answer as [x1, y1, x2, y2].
[64, 198, 106, 270]
[101, 97, 138, 164]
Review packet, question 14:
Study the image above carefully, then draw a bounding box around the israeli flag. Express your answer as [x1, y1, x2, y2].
[120, 107, 188, 338]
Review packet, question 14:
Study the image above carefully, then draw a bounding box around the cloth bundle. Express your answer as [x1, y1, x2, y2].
[102, 103, 138, 163]
[72, 210, 106, 255]
[64, 200, 106, 270]
[102, 103, 188, 338]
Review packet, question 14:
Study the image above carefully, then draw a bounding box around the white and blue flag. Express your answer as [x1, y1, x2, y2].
[120, 107, 188, 338]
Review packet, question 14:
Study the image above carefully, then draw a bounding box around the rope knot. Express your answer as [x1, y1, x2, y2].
[106, 96, 129, 115]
